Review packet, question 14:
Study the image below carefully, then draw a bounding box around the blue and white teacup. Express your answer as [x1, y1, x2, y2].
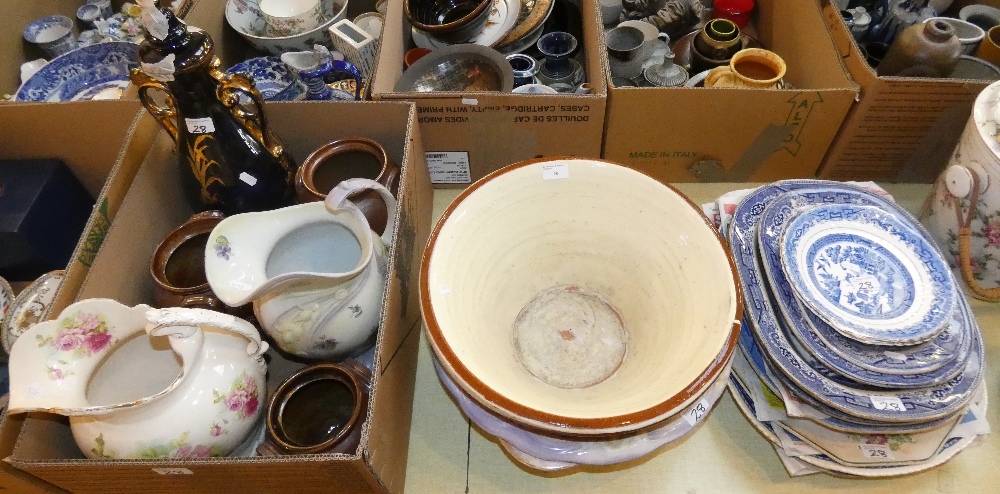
[87, 0, 114, 19]
[23, 15, 76, 59]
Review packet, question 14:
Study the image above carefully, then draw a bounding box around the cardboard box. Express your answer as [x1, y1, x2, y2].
[0, 102, 155, 493]
[371, 0, 607, 186]
[601, 0, 859, 182]
[816, 0, 993, 183]
[5, 101, 432, 494]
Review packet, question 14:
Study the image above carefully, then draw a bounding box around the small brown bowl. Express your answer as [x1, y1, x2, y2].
[150, 211, 226, 311]
[257, 361, 372, 456]
[405, 0, 492, 44]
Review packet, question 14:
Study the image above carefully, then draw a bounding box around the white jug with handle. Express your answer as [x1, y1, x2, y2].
[921, 79, 1000, 301]
[205, 178, 396, 359]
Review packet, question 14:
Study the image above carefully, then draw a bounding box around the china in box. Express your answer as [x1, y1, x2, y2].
[371, 0, 607, 187]
[817, 0, 995, 182]
[5, 101, 433, 494]
[0, 102, 156, 493]
[601, 0, 859, 182]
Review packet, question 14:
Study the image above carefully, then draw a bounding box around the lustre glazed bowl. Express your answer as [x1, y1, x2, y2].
[421, 157, 743, 436]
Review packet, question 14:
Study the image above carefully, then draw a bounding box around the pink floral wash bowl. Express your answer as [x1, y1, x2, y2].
[7, 299, 268, 459]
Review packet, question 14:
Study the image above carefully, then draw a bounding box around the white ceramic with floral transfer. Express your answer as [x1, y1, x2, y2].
[7, 299, 268, 459]
[922, 79, 1000, 300]
[205, 178, 395, 359]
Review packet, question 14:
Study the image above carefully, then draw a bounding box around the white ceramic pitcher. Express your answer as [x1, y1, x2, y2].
[7, 299, 268, 459]
[922, 79, 1000, 301]
[205, 178, 396, 359]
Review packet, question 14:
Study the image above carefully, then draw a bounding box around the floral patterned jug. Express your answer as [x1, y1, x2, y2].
[921, 79, 1000, 301]
[205, 178, 396, 359]
[6, 299, 268, 459]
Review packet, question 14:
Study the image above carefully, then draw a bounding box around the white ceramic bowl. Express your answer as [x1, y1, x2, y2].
[421, 158, 742, 436]
[225, 0, 348, 55]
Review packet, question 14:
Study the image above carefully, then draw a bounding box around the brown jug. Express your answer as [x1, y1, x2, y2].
[877, 20, 963, 77]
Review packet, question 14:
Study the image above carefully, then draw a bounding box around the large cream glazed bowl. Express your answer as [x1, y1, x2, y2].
[421, 158, 743, 436]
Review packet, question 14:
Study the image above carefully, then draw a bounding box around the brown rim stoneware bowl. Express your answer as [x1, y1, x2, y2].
[420, 157, 743, 436]
[405, 0, 491, 44]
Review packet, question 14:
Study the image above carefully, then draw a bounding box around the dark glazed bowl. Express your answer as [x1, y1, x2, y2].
[395, 44, 515, 92]
[405, 0, 492, 44]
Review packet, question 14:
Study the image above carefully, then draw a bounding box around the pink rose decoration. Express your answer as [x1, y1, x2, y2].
[53, 332, 84, 351]
[244, 396, 259, 418]
[85, 332, 113, 353]
[210, 424, 223, 437]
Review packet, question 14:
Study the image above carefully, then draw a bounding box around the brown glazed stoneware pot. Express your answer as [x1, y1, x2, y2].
[150, 211, 253, 320]
[257, 360, 372, 456]
[151, 211, 227, 310]
[295, 137, 399, 235]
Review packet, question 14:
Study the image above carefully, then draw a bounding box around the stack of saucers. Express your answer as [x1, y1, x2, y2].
[723, 179, 990, 477]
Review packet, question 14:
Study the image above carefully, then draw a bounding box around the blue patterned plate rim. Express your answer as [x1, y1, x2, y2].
[736, 334, 959, 435]
[780, 203, 955, 346]
[727, 365, 981, 478]
[14, 42, 139, 102]
[727, 180, 984, 424]
[757, 198, 970, 388]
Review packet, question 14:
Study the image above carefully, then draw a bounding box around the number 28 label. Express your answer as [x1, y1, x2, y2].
[683, 399, 712, 427]
[185, 117, 215, 134]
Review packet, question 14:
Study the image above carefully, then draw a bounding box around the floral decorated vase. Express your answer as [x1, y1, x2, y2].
[7, 299, 268, 459]
[922, 79, 1000, 301]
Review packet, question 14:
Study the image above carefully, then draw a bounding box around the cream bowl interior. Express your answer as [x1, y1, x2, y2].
[422, 158, 740, 434]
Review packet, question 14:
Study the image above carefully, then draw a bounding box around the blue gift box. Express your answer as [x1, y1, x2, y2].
[0, 159, 94, 280]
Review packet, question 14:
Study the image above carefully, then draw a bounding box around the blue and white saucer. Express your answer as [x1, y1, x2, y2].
[728, 180, 983, 424]
[226, 56, 306, 101]
[757, 197, 970, 388]
[780, 203, 955, 346]
[14, 42, 139, 102]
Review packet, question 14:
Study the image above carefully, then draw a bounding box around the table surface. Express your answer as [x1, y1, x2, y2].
[403, 183, 998, 494]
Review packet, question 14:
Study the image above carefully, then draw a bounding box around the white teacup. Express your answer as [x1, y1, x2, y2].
[260, 0, 326, 37]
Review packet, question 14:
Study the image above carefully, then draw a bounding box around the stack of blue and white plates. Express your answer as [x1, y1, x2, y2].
[724, 180, 989, 477]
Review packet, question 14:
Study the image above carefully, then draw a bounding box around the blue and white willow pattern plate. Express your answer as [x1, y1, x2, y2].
[728, 180, 983, 424]
[780, 203, 955, 346]
[225, 56, 305, 101]
[757, 196, 970, 388]
[14, 42, 139, 102]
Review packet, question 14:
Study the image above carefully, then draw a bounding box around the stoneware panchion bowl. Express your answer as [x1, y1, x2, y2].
[421, 157, 743, 436]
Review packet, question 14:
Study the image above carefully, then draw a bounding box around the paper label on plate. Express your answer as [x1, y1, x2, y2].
[682, 399, 711, 427]
[185, 117, 215, 134]
[542, 164, 569, 180]
[152, 468, 193, 475]
[426, 151, 471, 184]
[884, 350, 907, 362]
[870, 395, 906, 412]
[859, 444, 895, 460]
[846, 274, 879, 294]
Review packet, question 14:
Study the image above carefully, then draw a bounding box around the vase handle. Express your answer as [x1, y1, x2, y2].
[214, 67, 288, 162]
[131, 68, 179, 145]
[329, 60, 364, 100]
[949, 166, 1000, 301]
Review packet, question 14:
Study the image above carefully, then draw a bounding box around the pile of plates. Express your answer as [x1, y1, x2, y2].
[723, 180, 990, 477]
[411, 0, 554, 54]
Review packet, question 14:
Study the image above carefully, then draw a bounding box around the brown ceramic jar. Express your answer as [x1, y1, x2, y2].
[877, 20, 963, 77]
[257, 360, 372, 456]
[295, 138, 399, 235]
[151, 211, 227, 310]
